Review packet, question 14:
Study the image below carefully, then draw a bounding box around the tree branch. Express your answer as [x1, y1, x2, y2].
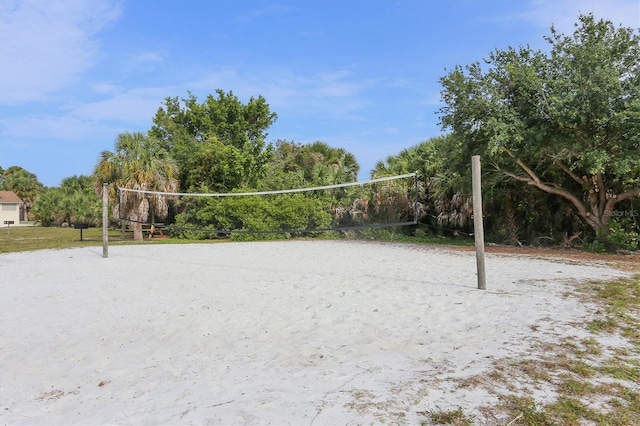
[500, 148, 595, 228]
[605, 187, 640, 210]
[498, 164, 591, 218]
[554, 159, 589, 187]
[600, 187, 640, 228]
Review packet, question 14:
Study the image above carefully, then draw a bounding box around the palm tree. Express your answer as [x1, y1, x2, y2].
[32, 188, 64, 226]
[303, 141, 359, 184]
[60, 175, 101, 225]
[93, 132, 179, 241]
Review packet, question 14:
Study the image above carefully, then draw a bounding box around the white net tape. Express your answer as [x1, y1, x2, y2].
[118, 173, 416, 197]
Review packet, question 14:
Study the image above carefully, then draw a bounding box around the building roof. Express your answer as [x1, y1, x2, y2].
[0, 191, 24, 204]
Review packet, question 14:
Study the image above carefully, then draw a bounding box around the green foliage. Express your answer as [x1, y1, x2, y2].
[93, 131, 179, 241]
[367, 15, 639, 248]
[171, 193, 333, 241]
[606, 218, 640, 250]
[150, 90, 277, 192]
[31, 188, 63, 226]
[584, 240, 608, 253]
[371, 135, 476, 237]
[265, 140, 359, 188]
[438, 14, 640, 238]
[32, 175, 101, 226]
[0, 165, 45, 221]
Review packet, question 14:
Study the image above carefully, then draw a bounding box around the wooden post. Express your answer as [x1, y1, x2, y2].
[102, 183, 108, 258]
[472, 156, 486, 290]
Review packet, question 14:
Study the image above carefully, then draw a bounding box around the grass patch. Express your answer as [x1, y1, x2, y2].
[545, 396, 598, 424]
[557, 376, 595, 395]
[592, 275, 640, 317]
[598, 358, 639, 382]
[579, 337, 602, 356]
[565, 359, 596, 378]
[0, 225, 228, 254]
[419, 406, 474, 425]
[587, 316, 618, 333]
[359, 228, 475, 247]
[497, 396, 551, 424]
[0, 226, 119, 253]
[588, 275, 640, 342]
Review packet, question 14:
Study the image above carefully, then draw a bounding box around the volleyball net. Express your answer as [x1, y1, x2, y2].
[117, 172, 419, 239]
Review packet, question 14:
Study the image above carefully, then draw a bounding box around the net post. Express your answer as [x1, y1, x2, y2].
[413, 171, 419, 223]
[102, 182, 109, 258]
[471, 156, 486, 290]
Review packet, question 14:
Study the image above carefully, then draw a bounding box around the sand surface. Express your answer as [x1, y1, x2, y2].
[0, 240, 627, 424]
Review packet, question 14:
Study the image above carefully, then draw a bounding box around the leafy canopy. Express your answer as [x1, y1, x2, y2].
[439, 14, 640, 237]
[150, 90, 277, 192]
[439, 14, 639, 187]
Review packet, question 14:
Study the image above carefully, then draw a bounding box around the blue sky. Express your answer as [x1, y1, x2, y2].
[1, 0, 638, 187]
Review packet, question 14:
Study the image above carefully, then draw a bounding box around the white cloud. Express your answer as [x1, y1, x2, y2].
[0, 62, 396, 147]
[70, 87, 171, 124]
[134, 51, 164, 64]
[233, 4, 290, 24]
[90, 82, 121, 95]
[0, 85, 168, 142]
[0, 114, 113, 141]
[522, 0, 639, 32]
[185, 67, 373, 120]
[0, 0, 121, 105]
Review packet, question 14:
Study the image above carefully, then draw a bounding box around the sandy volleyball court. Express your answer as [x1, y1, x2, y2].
[0, 240, 628, 424]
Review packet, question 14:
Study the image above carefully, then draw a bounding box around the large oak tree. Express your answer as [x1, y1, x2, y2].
[439, 14, 640, 239]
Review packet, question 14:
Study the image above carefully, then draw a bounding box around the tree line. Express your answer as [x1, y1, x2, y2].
[1, 14, 637, 250]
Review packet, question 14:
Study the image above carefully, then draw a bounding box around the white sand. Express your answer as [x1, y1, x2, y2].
[0, 240, 626, 425]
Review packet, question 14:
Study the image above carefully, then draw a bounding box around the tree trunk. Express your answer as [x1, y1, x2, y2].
[133, 222, 144, 241]
[504, 192, 520, 246]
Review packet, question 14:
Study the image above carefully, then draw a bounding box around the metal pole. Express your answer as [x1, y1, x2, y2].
[472, 156, 486, 290]
[102, 183, 109, 258]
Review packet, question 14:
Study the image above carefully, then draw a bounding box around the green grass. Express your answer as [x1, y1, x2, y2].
[0, 225, 221, 254]
[0, 224, 474, 255]
[419, 406, 474, 426]
[0, 226, 109, 253]
[418, 274, 640, 425]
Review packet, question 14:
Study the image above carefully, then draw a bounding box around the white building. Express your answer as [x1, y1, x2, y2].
[0, 191, 24, 226]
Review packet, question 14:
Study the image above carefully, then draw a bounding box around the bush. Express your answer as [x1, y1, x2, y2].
[605, 219, 639, 251]
[171, 193, 334, 240]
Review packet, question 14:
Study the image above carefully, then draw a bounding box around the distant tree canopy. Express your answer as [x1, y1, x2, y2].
[150, 90, 277, 192]
[438, 14, 640, 241]
[263, 140, 359, 189]
[32, 175, 100, 226]
[0, 166, 44, 221]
